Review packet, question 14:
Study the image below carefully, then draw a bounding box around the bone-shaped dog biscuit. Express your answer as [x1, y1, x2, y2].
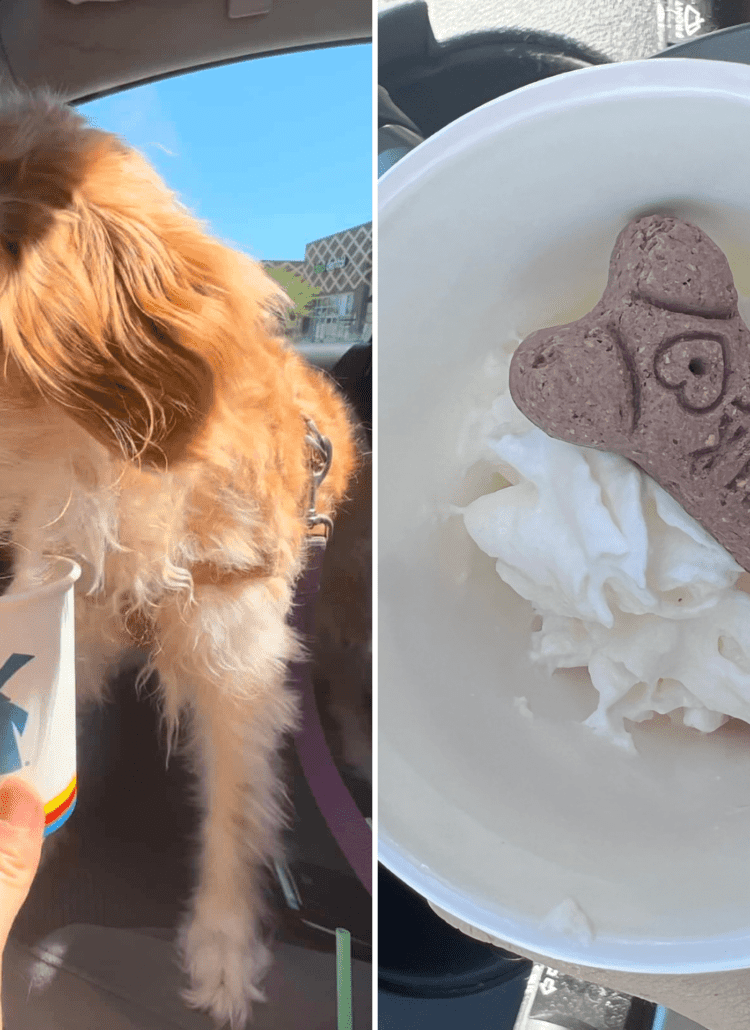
[509, 215, 750, 572]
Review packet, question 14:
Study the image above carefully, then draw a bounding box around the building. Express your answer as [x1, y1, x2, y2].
[265, 221, 372, 346]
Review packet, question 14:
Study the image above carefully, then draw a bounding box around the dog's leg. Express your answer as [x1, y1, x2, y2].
[39, 598, 130, 871]
[151, 582, 299, 1029]
[73, 594, 132, 708]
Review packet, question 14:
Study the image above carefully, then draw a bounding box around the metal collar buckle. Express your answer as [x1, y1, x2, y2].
[304, 417, 333, 539]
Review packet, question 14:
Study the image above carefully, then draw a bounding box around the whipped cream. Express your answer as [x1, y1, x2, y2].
[457, 342, 750, 748]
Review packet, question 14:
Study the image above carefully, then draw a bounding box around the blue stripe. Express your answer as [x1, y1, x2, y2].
[43, 795, 76, 837]
[652, 1006, 668, 1030]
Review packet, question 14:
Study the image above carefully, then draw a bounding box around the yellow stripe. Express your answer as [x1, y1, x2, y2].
[44, 775, 77, 816]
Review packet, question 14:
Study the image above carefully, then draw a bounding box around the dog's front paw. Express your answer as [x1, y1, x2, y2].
[177, 910, 271, 1029]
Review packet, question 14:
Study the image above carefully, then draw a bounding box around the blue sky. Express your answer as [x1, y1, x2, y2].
[82, 43, 372, 261]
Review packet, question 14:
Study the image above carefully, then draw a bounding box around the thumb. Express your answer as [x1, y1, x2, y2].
[0, 777, 45, 946]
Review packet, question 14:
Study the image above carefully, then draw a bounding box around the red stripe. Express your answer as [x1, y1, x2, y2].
[45, 784, 77, 826]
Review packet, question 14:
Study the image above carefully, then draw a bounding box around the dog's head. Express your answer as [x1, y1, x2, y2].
[0, 89, 289, 467]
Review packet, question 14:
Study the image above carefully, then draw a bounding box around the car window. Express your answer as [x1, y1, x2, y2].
[81, 44, 372, 369]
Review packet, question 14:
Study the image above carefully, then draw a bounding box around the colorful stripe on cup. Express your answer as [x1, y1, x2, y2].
[43, 775, 77, 837]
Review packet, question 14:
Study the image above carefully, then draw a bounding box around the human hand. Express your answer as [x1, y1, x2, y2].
[0, 777, 45, 1027]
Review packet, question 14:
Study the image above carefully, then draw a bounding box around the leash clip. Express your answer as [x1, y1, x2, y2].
[304, 417, 334, 538]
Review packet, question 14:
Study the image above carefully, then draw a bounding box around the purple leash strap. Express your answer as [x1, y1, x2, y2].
[289, 533, 372, 896]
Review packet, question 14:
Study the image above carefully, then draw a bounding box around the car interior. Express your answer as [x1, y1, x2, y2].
[378, 0, 750, 160]
[0, 2, 372, 1028]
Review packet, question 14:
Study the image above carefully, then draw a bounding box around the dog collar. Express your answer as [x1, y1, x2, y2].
[190, 416, 334, 586]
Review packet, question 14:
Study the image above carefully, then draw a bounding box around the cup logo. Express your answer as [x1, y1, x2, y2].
[0, 654, 32, 775]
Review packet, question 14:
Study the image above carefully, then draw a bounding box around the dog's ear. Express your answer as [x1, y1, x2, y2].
[0, 102, 219, 467]
[0, 91, 91, 260]
[607, 216, 738, 320]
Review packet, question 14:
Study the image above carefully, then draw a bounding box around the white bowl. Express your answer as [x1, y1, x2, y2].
[379, 58, 750, 975]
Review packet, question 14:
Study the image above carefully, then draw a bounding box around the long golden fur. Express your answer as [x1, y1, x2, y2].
[0, 89, 356, 1027]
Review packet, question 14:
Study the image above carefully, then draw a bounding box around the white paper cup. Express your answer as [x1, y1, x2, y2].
[380, 59, 750, 975]
[0, 557, 80, 836]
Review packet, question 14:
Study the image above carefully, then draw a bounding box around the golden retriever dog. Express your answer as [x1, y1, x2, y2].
[0, 90, 356, 1027]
